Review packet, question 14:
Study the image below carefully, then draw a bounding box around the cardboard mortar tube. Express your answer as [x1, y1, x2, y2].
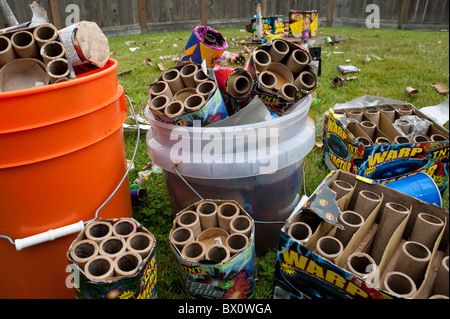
[162, 68, 185, 94]
[33, 24, 59, 49]
[177, 210, 202, 238]
[431, 256, 449, 296]
[84, 255, 115, 282]
[165, 101, 185, 118]
[394, 135, 411, 145]
[85, 221, 113, 244]
[410, 213, 444, 251]
[217, 202, 240, 233]
[431, 134, 447, 142]
[99, 236, 127, 260]
[227, 72, 253, 98]
[70, 239, 99, 269]
[352, 190, 382, 220]
[197, 228, 229, 249]
[348, 110, 364, 122]
[181, 241, 207, 262]
[194, 68, 209, 85]
[382, 271, 417, 299]
[330, 180, 354, 201]
[112, 219, 137, 238]
[196, 80, 217, 99]
[126, 232, 154, 259]
[334, 210, 365, 246]
[230, 215, 253, 238]
[395, 241, 431, 286]
[359, 121, 376, 140]
[314, 236, 344, 262]
[345, 252, 378, 282]
[0, 36, 16, 68]
[278, 83, 298, 101]
[413, 135, 430, 143]
[370, 202, 410, 264]
[206, 244, 231, 264]
[113, 251, 142, 278]
[258, 71, 277, 91]
[196, 201, 219, 229]
[40, 41, 66, 65]
[288, 222, 312, 245]
[11, 30, 39, 59]
[375, 137, 392, 145]
[293, 71, 316, 91]
[46, 58, 71, 83]
[356, 136, 373, 146]
[253, 49, 272, 72]
[285, 49, 310, 75]
[396, 107, 413, 116]
[184, 94, 205, 112]
[365, 109, 381, 127]
[268, 39, 289, 62]
[180, 63, 198, 88]
[226, 233, 249, 255]
[170, 227, 195, 251]
[379, 106, 396, 122]
[150, 95, 171, 113]
[149, 81, 174, 100]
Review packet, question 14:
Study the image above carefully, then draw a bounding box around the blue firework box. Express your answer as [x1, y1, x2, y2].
[322, 103, 449, 194]
[169, 200, 256, 299]
[272, 170, 449, 299]
[67, 218, 157, 299]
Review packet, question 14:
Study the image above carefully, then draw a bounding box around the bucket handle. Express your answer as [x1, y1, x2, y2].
[0, 95, 141, 251]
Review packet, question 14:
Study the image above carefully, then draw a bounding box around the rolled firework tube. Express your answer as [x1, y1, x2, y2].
[11, 30, 39, 59]
[365, 109, 381, 127]
[382, 271, 417, 299]
[112, 219, 137, 238]
[346, 252, 378, 281]
[113, 251, 142, 278]
[348, 110, 364, 122]
[332, 76, 346, 88]
[356, 136, 373, 146]
[258, 71, 277, 91]
[431, 256, 449, 297]
[226, 233, 249, 255]
[196, 201, 219, 230]
[98, 236, 127, 260]
[370, 202, 410, 264]
[431, 134, 447, 142]
[413, 135, 430, 143]
[330, 180, 354, 201]
[150, 95, 170, 113]
[69, 239, 99, 269]
[197, 228, 229, 248]
[85, 221, 113, 243]
[165, 101, 185, 118]
[230, 215, 253, 238]
[206, 244, 231, 264]
[196, 80, 217, 99]
[180, 63, 199, 88]
[429, 295, 449, 299]
[396, 241, 431, 286]
[375, 137, 392, 145]
[217, 202, 240, 233]
[130, 188, 148, 202]
[396, 120, 411, 135]
[126, 232, 154, 259]
[378, 105, 396, 122]
[293, 71, 316, 91]
[359, 121, 377, 140]
[33, 24, 59, 49]
[173, 88, 197, 103]
[227, 72, 253, 98]
[353, 190, 382, 220]
[181, 241, 206, 262]
[184, 94, 205, 112]
[288, 222, 312, 245]
[46, 58, 71, 83]
[278, 83, 298, 102]
[253, 49, 271, 72]
[84, 256, 115, 282]
[0, 36, 16, 68]
[162, 68, 185, 94]
[268, 39, 289, 62]
[314, 236, 344, 262]
[177, 210, 202, 238]
[149, 81, 173, 100]
[396, 107, 413, 116]
[170, 227, 194, 251]
[286, 49, 310, 75]
[335, 211, 365, 246]
[410, 213, 444, 251]
[40, 41, 66, 65]
[194, 68, 209, 85]
[394, 135, 411, 145]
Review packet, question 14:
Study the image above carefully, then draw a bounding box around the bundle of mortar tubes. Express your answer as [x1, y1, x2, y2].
[169, 200, 254, 264]
[68, 218, 155, 283]
[148, 62, 218, 121]
[287, 179, 448, 299]
[252, 38, 317, 103]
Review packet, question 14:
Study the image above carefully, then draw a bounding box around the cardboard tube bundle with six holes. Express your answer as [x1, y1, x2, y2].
[67, 218, 157, 299]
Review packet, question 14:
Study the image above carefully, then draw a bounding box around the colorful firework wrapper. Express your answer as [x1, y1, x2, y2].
[169, 200, 256, 299]
[322, 102, 449, 193]
[66, 218, 157, 299]
[273, 170, 449, 299]
[178, 26, 228, 69]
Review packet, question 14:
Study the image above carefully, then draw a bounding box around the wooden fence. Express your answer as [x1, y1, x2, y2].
[1, 0, 448, 37]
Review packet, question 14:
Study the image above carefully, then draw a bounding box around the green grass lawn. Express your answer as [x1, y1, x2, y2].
[108, 26, 449, 299]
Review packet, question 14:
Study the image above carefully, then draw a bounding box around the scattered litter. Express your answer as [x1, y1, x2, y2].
[129, 47, 140, 52]
[125, 41, 136, 46]
[157, 62, 166, 71]
[405, 86, 419, 95]
[332, 76, 358, 87]
[129, 114, 149, 125]
[432, 82, 449, 94]
[144, 58, 153, 67]
[117, 69, 132, 77]
[159, 54, 179, 62]
[363, 55, 371, 64]
[173, 44, 178, 47]
[337, 65, 361, 74]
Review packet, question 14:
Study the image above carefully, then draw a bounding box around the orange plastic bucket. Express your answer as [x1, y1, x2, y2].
[0, 59, 133, 299]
